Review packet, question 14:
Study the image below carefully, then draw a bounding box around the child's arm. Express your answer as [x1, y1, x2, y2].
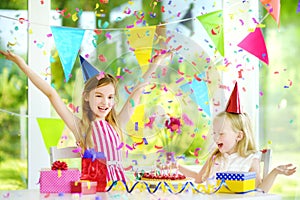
[117, 51, 173, 128]
[256, 164, 296, 193]
[178, 160, 209, 183]
[250, 157, 296, 193]
[0, 50, 81, 138]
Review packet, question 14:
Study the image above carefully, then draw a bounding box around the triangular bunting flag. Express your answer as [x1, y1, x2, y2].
[237, 27, 269, 65]
[180, 72, 211, 117]
[37, 118, 65, 154]
[126, 26, 156, 73]
[196, 10, 224, 56]
[260, 0, 280, 27]
[51, 26, 85, 82]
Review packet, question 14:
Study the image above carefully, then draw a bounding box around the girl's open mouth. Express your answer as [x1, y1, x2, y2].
[217, 143, 223, 148]
[98, 106, 108, 111]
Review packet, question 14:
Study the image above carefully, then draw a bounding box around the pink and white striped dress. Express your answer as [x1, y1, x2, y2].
[91, 119, 126, 181]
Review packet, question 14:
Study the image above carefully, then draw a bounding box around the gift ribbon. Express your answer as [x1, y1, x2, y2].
[105, 179, 258, 194]
[75, 180, 92, 189]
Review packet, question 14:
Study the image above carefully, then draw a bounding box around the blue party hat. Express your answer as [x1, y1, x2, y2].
[79, 55, 100, 83]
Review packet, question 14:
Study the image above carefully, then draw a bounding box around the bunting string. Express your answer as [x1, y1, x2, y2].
[105, 179, 262, 194]
[0, 1, 270, 32]
[0, 13, 197, 31]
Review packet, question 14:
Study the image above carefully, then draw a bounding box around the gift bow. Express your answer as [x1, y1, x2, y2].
[83, 148, 105, 162]
[51, 160, 68, 170]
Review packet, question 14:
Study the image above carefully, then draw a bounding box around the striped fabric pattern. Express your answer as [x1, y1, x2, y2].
[91, 120, 126, 181]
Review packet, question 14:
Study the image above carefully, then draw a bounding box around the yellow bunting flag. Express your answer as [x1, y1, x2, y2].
[37, 118, 65, 153]
[126, 26, 156, 73]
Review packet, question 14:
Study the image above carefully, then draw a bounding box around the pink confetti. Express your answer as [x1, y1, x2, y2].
[194, 147, 202, 156]
[116, 142, 124, 150]
[145, 116, 156, 129]
[98, 54, 107, 62]
[126, 24, 134, 28]
[124, 165, 132, 171]
[175, 45, 182, 51]
[259, 91, 264, 96]
[44, 193, 50, 198]
[2, 193, 10, 198]
[126, 144, 133, 150]
[182, 113, 194, 126]
[71, 146, 81, 153]
[175, 77, 184, 83]
[105, 32, 112, 40]
[163, 85, 168, 92]
[239, 19, 244, 25]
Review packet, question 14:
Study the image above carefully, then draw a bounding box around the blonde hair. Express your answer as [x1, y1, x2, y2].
[203, 111, 257, 180]
[78, 73, 121, 150]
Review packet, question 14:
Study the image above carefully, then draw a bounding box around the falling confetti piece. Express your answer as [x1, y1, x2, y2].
[124, 165, 133, 171]
[116, 142, 124, 150]
[194, 147, 202, 156]
[98, 54, 107, 62]
[154, 145, 163, 149]
[126, 144, 133, 150]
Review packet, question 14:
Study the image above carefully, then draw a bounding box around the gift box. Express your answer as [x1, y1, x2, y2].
[81, 149, 108, 192]
[216, 171, 256, 193]
[39, 168, 81, 193]
[71, 180, 97, 194]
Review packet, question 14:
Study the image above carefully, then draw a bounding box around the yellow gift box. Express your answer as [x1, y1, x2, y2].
[216, 171, 256, 193]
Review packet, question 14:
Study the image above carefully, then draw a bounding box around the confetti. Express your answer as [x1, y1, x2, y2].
[194, 147, 202, 156]
[143, 138, 148, 145]
[194, 73, 201, 81]
[182, 113, 194, 126]
[154, 145, 163, 149]
[98, 54, 107, 62]
[126, 144, 133, 150]
[125, 86, 132, 94]
[116, 142, 124, 150]
[123, 165, 133, 171]
[2, 193, 10, 198]
[175, 77, 184, 84]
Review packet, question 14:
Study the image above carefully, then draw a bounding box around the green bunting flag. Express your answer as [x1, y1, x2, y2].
[197, 10, 224, 56]
[37, 118, 65, 154]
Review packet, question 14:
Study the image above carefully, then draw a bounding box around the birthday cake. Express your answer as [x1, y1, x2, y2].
[137, 172, 187, 182]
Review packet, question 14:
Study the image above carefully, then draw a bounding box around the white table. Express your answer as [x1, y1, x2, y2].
[0, 189, 281, 200]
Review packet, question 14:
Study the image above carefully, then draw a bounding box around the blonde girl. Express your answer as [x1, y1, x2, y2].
[178, 111, 296, 192]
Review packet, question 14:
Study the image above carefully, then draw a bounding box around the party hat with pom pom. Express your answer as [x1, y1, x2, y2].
[79, 55, 100, 83]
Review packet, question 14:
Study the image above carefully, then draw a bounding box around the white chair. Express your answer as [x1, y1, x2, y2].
[260, 149, 272, 179]
[49, 146, 81, 164]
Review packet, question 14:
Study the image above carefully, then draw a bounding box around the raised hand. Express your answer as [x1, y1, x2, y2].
[275, 164, 296, 176]
[0, 50, 18, 62]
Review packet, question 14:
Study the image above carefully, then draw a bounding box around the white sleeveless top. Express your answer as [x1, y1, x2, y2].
[209, 151, 261, 179]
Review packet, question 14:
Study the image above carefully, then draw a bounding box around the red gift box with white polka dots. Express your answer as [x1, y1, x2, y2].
[39, 168, 81, 193]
